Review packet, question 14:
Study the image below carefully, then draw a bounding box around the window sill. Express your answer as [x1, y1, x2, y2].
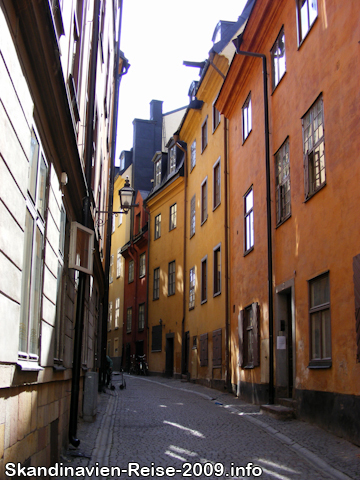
[201, 299, 207, 305]
[17, 361, 44, 372]
[213, 291, 221, 298]
[276, 213, 291, 229]
[201, 216, 208, 226]
[271, 71, 286, 95]
[244, 246, 254, 257]
[53, 364, 66, 372]
[189, 305, 195, 311]
[213, 202, 221, 213]
[304, 183, 326, 203]
[242, 129, 252, 146]
[308, 360, 332, 369]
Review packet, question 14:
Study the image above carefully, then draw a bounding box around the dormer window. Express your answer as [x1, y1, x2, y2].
[155, 158, 161, 186]
[169, 146, 176, 174]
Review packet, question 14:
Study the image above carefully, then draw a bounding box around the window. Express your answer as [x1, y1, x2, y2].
[169, 146, 176, 174]
[238, 303, 260, 368]
[152, 325, 162, 352]
[108, 301, 113, 331]
[118, 212, 123, 227]
[213, 159, 221, 209]
[302, 95, 325, 199]
[190, 195, 196, 238]
[109, 254, 114, 283]
[193, 336, 197, 349]
[201, 257, 207, 303]
[126, 307, 132, 333]
[169, 203, 177, 231]
[139, 252, 146, 278]
[200, 333, 208, 367]
[297, 0, 318, 44]
[54, 206, 67, 364]
[309, 272, 331, 367]
[112, 214, 115, 233]
[201, 117, 208, 152]
[201, 178, 207, 224]
[168, 261, 176, 296]
[153, 267, 160, 300]
[213, 102, 221, 132]
[115, 298, 120, 329]
[19, 129, 48, 362]
[275, 138, 291, 225]
[191, 140, 196, 170]
[114, 337, 119, 355]
[271, 27, 286, 89]
[189, 267, 195, 309]
[155, 158, 162, 186]
[117, 249, 122, 278]
[138, 303, 145, 330]
[213, 329, 222, 367]
[154, 213, 161, 239]
[213, 245, 221, 296]
[244, 188, 254, 253]
[242, 93, 252, 142]
[136, 213, 141, 234]
[128, 259, 134, 283]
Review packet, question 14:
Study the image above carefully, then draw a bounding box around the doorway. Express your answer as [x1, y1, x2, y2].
[275, 281, 295, 399]
[165, 334, 174, 377]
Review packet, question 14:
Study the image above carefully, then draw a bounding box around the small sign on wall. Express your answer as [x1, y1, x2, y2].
[69, 222, 94, 275]
[277, 336, 286, 350]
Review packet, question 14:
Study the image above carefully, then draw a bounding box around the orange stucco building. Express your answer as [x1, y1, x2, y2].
[217, 0, 360, 444]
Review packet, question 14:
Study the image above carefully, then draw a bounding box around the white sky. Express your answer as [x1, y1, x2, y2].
[115, 0, 247, 161]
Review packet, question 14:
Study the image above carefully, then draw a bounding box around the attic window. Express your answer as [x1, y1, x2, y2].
[169, 146, 176, 174]
[155, 158, 161, 186]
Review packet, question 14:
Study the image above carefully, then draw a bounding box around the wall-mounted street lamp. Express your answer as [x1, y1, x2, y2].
[96, 176, 139, 226]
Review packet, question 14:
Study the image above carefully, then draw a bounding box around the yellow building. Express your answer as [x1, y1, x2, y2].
[146, 147, 186, 377]
[107, 166, 132, 370]
[177, 16, 249, 389]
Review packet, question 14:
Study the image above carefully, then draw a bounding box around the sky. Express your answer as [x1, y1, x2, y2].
[115, 0, 247, 162]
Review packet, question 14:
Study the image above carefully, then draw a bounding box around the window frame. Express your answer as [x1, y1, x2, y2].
[117, 248, 122, 278]
[213, 244, 221, 297]
[238, 303, 260, 368]
[109, 254, 114, 283]
[213, 157, 221, 210]
[190, 139, 196, 171]
[212, 101, 221, 132]
[302, 94, 326, 200]
[308, 271, 331, 368]
[296, 0, 318, 45]
[190, 195, 196, 238]
[115, 297, 120, 329]
[138, 303, 145, 331]
[153, 267, 160, 300]
[19, 128, 49, 364]
[169, 203, 177, 231]
[168, 260, 176, 296]
[139, 252, 146, 278]
[244, 187, 254, 254]
[201, 256, 207, 304]
[275, 138, 291, 226]
[154, 213, 161, 240]
[271, 26, 286, 91]
[189, 267, 195, 310]
[155, 158, 162, 186]
[242, 93, 252, 142]
[169, 145, 176, 174]
[126, 307, 132, 334]
[201, 116, 208, 152]
[108, 301, 113, 331]
[128, 259, 134, 283]
[201, 177, 208, 225]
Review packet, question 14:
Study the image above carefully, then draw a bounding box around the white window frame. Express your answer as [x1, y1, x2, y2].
[169, 146, 176, 174]
[115, 297, 120, 329]
[139, 252, 146, 278]
[201, 177, 208, 225]
[191, 140, 196, 171]
[108, 301, 113, 331]
[117, 248, 122, 278]
[242, 93, 252, 142]
[189, 267, 195, 310]
[244, 187, 254, 253]
[155, 213, 161, 240]
[169, 203, 177, 231]
[213, 157, 221, 210]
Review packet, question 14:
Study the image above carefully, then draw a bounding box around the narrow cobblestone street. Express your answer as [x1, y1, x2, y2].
[57, 375, 360, 480]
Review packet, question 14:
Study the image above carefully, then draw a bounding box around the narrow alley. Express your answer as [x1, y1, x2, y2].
[54, 376, 360, 480]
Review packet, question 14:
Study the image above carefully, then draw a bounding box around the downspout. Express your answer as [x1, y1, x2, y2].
[143, 205, 151, 362]
[100, 1, 128, 390]
[176, 142, 188, 375]
[224, 117, 231, 392]
[233, 45, 274, 405]
[69, 0, 101, 447]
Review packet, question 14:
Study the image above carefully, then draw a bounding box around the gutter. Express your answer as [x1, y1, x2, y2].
[175, 141, 188, 375]
[233, 38, 274, 405]
[224, 117, 231, 392]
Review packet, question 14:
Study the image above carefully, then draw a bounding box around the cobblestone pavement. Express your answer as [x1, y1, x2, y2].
[57, 375, 360, 480]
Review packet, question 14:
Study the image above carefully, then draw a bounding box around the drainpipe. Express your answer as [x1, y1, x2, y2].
[69, 0, 101, 447]
[176, 142, 188, 375]
[224, 117, 231, 392]
[233, 42, 274, 405]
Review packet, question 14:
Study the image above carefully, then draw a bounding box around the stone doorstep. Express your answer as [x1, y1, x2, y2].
[260, 404, 295, 420]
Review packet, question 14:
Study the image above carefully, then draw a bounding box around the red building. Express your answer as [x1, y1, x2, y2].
[122, 191, 149, 370]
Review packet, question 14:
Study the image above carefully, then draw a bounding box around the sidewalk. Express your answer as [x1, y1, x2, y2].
[58, 374, 360, 480]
